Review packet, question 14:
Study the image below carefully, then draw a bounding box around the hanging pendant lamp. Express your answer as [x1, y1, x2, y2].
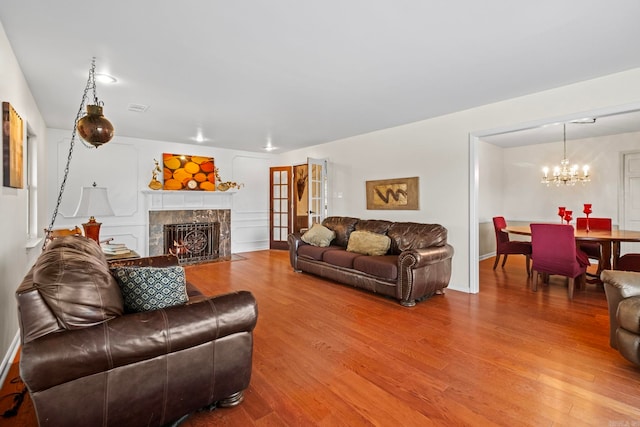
[76, 58, 114, 147]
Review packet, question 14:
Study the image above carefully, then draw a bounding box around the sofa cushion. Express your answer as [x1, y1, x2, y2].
[33, 236, 124, 329]
[347, 230, 391, 256]
[298, 244, 343, 261]
[353, 255, 398, 281]
[323, 249, 363, 269]
[387, 222, 448, 254]
[322, 216, 359, 247]
[111, 266, 189, 313]
[301, 223, 336, 247]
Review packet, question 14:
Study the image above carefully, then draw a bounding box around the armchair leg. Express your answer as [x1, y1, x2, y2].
[493, 254, 500, 270]
[217, 391, 245, 408]
[525, 255, 531, 277]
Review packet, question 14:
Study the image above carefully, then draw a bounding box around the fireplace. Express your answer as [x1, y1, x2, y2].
[164, 222, 219, 265]
[149, 209, 231, 263]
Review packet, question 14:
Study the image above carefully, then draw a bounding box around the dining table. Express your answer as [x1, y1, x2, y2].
[503, 225, 640, 272]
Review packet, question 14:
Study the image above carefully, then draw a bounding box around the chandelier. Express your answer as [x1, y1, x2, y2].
[541, 123, 590, 186]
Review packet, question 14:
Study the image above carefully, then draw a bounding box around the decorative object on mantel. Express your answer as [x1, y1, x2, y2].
[148, 158, 163, 190]
[2, 102, 24, 188]
[214, 167, 244, 191]
[73, 182, 115, 244]
[541, 122, 590, 186]
[43, 57, 115, 250]
[162, 153, 215, 191]
[365, 177, 419, 210]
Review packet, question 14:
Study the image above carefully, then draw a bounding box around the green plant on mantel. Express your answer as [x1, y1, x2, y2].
[214, 167, 244, 191]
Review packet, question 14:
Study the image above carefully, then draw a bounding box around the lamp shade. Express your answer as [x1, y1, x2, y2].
[73, 185, 115, 218]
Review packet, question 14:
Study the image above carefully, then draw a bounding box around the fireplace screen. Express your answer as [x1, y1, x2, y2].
[163, 222, 219, 264]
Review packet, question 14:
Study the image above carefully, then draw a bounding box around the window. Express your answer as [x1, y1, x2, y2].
[26, 127, 37, 239]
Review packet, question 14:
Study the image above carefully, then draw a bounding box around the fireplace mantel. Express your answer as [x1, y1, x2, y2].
[142, 190, 234, 210]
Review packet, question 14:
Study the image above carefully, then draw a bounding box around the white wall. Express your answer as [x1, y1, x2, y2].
[0, 21, 48, 382]
[277, 68, 640, 293]
[502, 131, 640, 223]
[478, 140, 505, 223]
[45, 129, 275, 255]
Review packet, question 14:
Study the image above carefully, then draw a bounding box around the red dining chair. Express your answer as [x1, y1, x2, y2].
[576, 217, 612, 278]
[616, 254, 640, 272]
[492, 216, 532, 276]
[530, 223, 590, 299]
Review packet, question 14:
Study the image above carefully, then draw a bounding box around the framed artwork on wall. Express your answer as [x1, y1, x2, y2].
[2, 102, 24, 188]
[162, 153, 216, 191]
[366, 176, 419, 210]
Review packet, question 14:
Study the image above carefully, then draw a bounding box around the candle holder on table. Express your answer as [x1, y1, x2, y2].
[558, 207, 566, 224]
[583, 203, 592, 232]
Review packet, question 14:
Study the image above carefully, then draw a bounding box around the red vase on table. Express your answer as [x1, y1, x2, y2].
[564, 210, 573, 225]
[558, 207, 566, 224]
[583, 203, 592, 232]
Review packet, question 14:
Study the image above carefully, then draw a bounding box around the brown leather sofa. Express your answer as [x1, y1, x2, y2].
[16, 236, 258, 427]
[288, 216, 454, 306]
[602, 269, 640, 366]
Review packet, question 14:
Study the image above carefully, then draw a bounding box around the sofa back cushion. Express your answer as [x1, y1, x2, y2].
[355, 219, 393, 235]
[322, 216, 359, 247]
[32, 236, 124, 329]
[387, 222, 448, 254]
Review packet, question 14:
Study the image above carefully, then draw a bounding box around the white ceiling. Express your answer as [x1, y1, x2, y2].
[1, 1, 640, 153]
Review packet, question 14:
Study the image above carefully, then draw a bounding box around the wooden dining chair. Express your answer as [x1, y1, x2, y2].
[576, 217, 612, 278]
[492, 216, 532, 276]
[530, 223, 590, 299]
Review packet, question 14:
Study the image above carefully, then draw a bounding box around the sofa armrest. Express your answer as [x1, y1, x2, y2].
[288, 232, 305, 269]
[21, 290, 257, 393]
[398, 244, 454, 269]
[602, 270, 640, 349]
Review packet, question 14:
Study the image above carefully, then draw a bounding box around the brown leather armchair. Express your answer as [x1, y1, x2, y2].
[16, 236, 258, 427]
[602, 269, 640, 366]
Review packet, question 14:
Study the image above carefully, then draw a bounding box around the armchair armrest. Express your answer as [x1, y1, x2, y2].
[601, 270, 640, 349]
[21, 290, 257, 392]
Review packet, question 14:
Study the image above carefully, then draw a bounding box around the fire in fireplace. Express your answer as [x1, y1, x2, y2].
[163, 222, 219, 265]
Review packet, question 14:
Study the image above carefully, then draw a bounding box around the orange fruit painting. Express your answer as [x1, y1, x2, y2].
[162, 153, 216, 191]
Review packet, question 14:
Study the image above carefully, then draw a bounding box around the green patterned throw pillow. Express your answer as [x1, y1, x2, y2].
[111, 266, 188, 313]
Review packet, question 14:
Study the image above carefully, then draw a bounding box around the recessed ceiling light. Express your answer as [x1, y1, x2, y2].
[95, 73, 117, 84]
[264, 145, 278, 151]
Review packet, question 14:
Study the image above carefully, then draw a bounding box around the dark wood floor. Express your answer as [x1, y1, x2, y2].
[2, 250, 640, 426]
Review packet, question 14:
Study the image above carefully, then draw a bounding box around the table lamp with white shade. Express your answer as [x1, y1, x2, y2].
[73, 182, 114, 244]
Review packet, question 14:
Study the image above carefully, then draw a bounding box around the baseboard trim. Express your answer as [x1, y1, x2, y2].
[0, 331, 20, 389]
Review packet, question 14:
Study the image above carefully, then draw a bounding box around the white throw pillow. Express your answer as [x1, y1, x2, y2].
[301, 223, 336, 247]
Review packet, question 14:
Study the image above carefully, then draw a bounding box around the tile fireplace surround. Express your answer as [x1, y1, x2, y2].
[148, 209, 231, 261]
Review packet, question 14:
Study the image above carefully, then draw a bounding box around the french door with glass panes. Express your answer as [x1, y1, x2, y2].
[269, 166, 292, 250]
[270, 159, 328, 249]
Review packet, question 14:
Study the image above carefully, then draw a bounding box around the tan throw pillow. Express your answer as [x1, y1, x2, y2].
[347, 230, 391, 256]
[301, 223, 336, 247]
